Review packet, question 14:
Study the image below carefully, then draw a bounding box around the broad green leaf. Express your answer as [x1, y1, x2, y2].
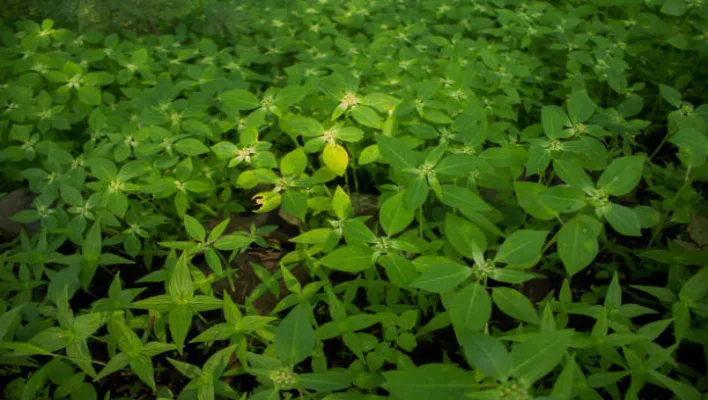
[558, 215, 602, 275]
[280, 147, 308, 177]
[331, 186, 352, 219]
[175, 138, 210, 156]
[214, 234, 253, 251]
[659, 84, 682, 107]
[323, 143, 348, 176]
[168, 305, 192, 354]
[462, 331, 512, 381]
[381, 364, 474, 400]
[376, 135, 418, 170]
[130, 354, 157, 391]
[422, 109, 453, 124]
[649, 370, 701, 400]
[567, 90, 596, 123]
[489, 268, 537, 284]
[539, 186, 587, 214]
[183, 214, 205, 242]
[378, 254, 417, 288]
[444, 213, 487, 262]
[440, 184, 491, 213]
[411, 262, 471, 293]
[299, 371, 352, 391]
[351, 106, 382, 128]
[435, 154, 477, 177]
[553, 160, 594, 193]
[319, 245, 375, 273]
[406, 176, 429, 210]
[679, 266, 708, 303]
[494, 230, 547, 266]
[220, 89, 260, 110]
[541, 105, 571, 139]
[78, 86, 101, 106]
[492, 287, 540, 325]
[514, 181, 558, 220]
[379, 191, 415, 237]
[282, 190, 307, 221]
[275, 304, 315, 366]
[597, 155, 646, 196]
[87, 157, 117, 181]
[604, 203, 642, 236]
[669, 129, 708, 157]
[290, 228, 333, 245]
[449, 282, 491, 333]
[510, 329, 574, 386]
[168, 255, 194, 301]
[551, 356, 580, 399]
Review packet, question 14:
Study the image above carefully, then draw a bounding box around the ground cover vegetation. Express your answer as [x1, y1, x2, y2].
[1, 0, 708, 399]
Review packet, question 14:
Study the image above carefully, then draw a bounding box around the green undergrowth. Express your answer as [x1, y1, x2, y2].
[1, 0, 708, 399]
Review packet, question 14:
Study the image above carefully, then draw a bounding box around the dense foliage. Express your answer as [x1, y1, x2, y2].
[1, 0, 708, 399]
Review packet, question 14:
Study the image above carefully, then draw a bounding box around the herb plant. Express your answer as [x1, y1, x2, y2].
[1, 0, 707, 399]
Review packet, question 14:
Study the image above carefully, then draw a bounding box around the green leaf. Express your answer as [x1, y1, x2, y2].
[87, 157, 117, 181]
[82, 218, 102, 263]
[435, 154, 477, 177]
[276, 191, 303, 221]
[319, 245, 375, 273]
[449, 282, 491, 333]
[174, 138, 210, 156]
[214, 234, 253, 251]
[604, 203, 642, 236]
[168, 255, 194, 301]
[567, 90, 596, 123]
[183, 214, 205, 242]
[379, 191, 415, 236]
[541, 105, 571, 139]
[351, 106, 382, 128]
[558, 215, 602, 275]
[679, 266, 708, 303]
[406, 176, 429, 209]
[381, 364, 474, 400]
[444, 213, 487, 263]
[514, 181, 558, 221]
[649, 370, 701, 400]
[290, 228, 333, 245]
[130, 354, 157, 391]
[510, 330, 574, 386]
[461, 331, 512, 381]
[220, 89, 260, 111]
[168, 305, 192, 355]
[659, 84, 682, 107]
[411, 262, 471, 293]
[597, 155, 646, 196]
[78, 86, 101, 106]
[274, 85, 309, 108]
[552, 160, 594, 193]
[275, 304, 315, 366]
[299, 371, 352, 391]
[492, 287, 540, 325]
[440, 184, 491, 213]
[280, 147, 308, 177]
[494, 230, 547, 266]
[323, 143, 349, 177]
[376, 135, 418, 170]
[539, 186, 587, 213]
[378, 254, 418, 288]
[422, 109, 453, 124]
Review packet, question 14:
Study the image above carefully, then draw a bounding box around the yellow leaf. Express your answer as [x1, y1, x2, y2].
[323, 144, 348, 176]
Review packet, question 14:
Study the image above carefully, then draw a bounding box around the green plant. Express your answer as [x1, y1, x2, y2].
[1, 0, 708, 399]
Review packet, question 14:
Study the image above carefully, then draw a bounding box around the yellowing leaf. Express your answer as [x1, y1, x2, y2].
[323, 143, 348, 176]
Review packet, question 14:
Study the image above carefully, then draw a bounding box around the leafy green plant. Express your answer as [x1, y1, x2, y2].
[1, 0, 708, 399]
